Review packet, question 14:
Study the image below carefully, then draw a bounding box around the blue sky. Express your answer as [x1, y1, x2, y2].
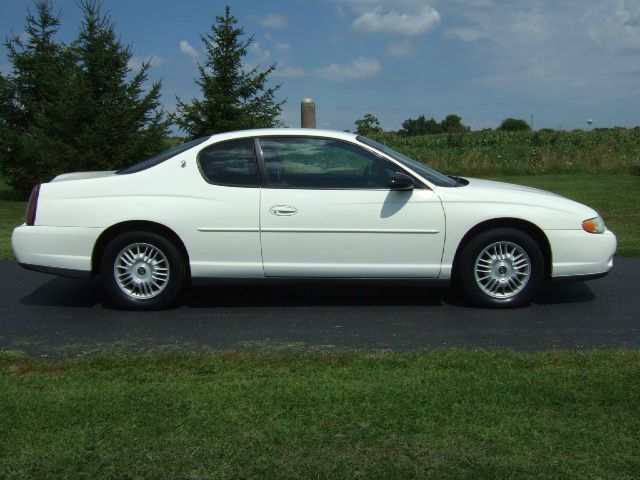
[1, 0, 639, 132]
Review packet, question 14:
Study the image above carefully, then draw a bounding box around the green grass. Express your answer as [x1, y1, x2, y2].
[1, 350, 639, 478]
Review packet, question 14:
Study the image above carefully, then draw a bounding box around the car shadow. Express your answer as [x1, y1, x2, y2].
[19, 276, 597, 309]
[20, 277, 104, 307]
[533, 282, 596, 305]
[185, 282, 451, 308]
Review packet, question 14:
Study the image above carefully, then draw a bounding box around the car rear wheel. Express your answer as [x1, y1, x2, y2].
[101, 231, 186, 310]
[457, 228, 544, 308]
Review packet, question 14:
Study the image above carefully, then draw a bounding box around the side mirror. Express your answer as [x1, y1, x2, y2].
[390, 172, 414, 191]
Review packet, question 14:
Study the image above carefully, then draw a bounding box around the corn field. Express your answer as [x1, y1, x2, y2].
[369, 128, 640, 176]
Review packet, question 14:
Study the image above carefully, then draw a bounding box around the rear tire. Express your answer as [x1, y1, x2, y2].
[457, 228, 544, 308]
[100, 231, 186, 310]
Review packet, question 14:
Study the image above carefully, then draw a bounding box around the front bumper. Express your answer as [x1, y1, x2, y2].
[546, 228, 617, 278]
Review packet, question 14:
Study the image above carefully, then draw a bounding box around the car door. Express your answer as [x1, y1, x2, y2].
[185, 137, 263, 278]
[257, 136, 446, 277]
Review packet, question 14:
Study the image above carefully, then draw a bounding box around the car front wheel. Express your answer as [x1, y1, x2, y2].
[101, 231, 187, 310]
[457, 228, 544, 308]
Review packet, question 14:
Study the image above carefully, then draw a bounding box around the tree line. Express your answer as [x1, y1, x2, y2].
[0, 1, 282, 192]
[354, 113, 531, 136]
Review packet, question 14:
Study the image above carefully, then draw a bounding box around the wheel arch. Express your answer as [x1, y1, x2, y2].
[92, 220, 191, 278]
[451, 218, 552, 282]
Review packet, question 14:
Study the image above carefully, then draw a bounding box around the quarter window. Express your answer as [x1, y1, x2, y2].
[198, 139, 259, 187]
[259, 137, 400, 189]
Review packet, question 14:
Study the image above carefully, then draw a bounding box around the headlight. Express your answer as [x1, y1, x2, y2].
[582, 216, 605, 234]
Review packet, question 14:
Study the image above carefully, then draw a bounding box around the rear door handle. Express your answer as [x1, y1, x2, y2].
[269, 205, 298, 216]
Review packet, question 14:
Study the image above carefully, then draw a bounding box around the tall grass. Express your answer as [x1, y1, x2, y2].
[370, 128, 640, 176]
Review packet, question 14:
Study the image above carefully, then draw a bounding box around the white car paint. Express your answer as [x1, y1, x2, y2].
[12, 128, 616, 286]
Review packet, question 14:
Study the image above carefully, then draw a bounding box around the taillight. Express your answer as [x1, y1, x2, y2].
[26, 184, 40, 226]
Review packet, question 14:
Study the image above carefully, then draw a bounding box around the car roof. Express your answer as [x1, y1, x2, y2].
[207, 128, 359, 143]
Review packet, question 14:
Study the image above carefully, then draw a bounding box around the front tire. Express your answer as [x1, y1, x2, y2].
[457, 228, 544, 308]
[101, 231, 187, 310]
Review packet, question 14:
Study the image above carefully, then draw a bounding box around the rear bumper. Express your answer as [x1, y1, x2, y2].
[12, 224, 103, 274]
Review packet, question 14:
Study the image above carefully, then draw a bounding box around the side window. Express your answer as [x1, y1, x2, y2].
[259, 137, 400, 189]
[198, 139, 259, 187]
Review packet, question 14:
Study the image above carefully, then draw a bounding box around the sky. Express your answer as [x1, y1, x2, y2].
[1, 0, 639, 132]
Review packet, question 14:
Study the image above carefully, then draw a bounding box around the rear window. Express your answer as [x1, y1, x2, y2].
[117, 137, 209, 175]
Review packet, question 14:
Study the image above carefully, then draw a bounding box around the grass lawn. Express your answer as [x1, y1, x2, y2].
[1, 350, 639, 478]
[0, 174, 638, 258]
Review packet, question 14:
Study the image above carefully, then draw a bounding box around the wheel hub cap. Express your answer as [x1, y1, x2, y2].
[474, 241, 531, 299]
[114, 243, 170, 299]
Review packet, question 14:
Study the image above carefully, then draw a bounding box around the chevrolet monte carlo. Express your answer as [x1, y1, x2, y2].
[12, 129, 617, 309]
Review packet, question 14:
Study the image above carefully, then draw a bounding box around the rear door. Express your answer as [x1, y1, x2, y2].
[257, 136, 446, 277]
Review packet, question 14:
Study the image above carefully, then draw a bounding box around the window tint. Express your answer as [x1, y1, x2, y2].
[198, 139, 259, 187]
[357, 135, 458, 187]
[259, 137, 400, 189]
[117, 136, 209, 175]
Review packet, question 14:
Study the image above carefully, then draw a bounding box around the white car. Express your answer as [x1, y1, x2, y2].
[12, 128, 616, 310]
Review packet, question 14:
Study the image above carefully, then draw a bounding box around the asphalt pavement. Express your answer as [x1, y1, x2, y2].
[1, 258, 639, 357]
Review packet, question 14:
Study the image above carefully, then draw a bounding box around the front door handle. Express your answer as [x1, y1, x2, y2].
[269, 205, 298, 216]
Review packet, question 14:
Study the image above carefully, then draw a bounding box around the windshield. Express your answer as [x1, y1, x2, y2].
[357, 136, 458, 187]
[117, 137, 210, 175]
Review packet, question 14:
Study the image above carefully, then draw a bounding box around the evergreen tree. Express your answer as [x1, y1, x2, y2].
[175, 5, 284, 138]
[69, 0, 169, 171]
[0, 1, 77, 192]
[0, 0, 169, 192]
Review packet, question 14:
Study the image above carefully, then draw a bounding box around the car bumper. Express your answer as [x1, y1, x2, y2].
[546, 228, 617, 278]
[12, 224, 103, 274]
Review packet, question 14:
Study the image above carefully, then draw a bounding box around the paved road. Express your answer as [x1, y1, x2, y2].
[1, 259, 639, 357]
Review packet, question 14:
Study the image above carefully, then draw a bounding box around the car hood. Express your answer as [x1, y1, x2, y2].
[438, 177, 598, 218]
[463, 177, 564, 198]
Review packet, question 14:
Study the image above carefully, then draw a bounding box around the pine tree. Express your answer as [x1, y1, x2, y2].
[69, 0, 170, 171]
[175, 5, 284, 138]
[0, 0, 170, 192]
[0, 0, 77, 192]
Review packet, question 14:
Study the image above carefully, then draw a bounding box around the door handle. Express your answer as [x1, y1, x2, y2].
[269, 205, 298, 216]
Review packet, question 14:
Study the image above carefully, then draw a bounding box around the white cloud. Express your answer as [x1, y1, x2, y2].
[446, 27, 484, 42]
[245, 42, 272, 70]
[274, 65, 306, 79]
[582, 1, 640, 51]
[316, 57, 380, 81]
[352, 6, 441, 36]
[128, 55, 162, 70]
[179, 40, 199, 61]
[276, 42, 292, 53]
[259, 14, 288, 29]
[439, 0, 640, 97]
[386, 40, 415, 57]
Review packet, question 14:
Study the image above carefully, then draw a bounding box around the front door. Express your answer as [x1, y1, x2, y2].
[258, 136, 446, 277]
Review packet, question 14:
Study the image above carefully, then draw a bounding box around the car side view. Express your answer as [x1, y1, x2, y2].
[12, 129, 617, 310]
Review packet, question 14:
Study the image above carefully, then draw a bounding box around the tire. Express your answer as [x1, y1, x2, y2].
[457, 228, 544, 308]
[100, 231, 187, 310]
